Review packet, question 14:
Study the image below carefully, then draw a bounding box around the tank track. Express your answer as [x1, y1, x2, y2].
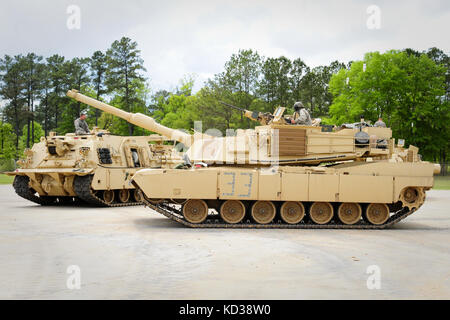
[73, 175, 142, 207]
[141, 195, 416, 229]
[12, 175, 81, 206]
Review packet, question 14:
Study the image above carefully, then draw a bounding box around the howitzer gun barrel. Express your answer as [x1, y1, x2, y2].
[67, 89, 193, 147]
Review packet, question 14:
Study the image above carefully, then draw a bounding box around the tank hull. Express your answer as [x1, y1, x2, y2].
[132, 161, 435, 228]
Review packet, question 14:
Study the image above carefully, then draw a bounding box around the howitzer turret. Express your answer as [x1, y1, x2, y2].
[7, 122, 183, 207]
[5, 89, 184, 207]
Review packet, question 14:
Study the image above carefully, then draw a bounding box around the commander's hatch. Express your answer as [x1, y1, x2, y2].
[272, 106, 286, 123]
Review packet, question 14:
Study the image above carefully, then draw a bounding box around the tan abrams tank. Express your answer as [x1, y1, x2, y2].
[75, 90, 440, 228]
[134, 161, 437, 229]
[7, 99, 183, 207]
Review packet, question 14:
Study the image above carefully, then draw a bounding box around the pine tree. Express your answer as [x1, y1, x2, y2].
[106, 37, 146, 135]
[90, 51, 107, 126]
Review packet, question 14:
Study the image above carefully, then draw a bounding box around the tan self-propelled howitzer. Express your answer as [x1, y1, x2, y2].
[77, 90, 440, 229]
[7, 91, 183, 207]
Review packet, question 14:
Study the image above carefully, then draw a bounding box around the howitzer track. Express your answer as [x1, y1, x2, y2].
[12, 175, 142, 207]
[140, 192, 417, 229]
[13, 175, 82, 206]
[73, 175, 141, 207]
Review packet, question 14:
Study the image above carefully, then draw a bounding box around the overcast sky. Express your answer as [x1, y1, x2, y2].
[1, 0, 449, 92]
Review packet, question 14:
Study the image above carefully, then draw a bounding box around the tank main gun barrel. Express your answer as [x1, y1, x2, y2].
[219, 101, 273, 125]
[67, 89, 193, 147]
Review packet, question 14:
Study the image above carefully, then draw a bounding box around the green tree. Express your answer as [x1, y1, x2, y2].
[194, 50, 264, 131]
[299, 61, 345, 117]
[151, 77, 198, 132]
[22, 53, 44, 148]
[46, 54, 66, 131]
[58, 57, 91, 134]
[90, 51, 107, 125]
[0, 55, 27, 153]
[18, 122, 44, 155]
[290, 58, 308, 105]
[0, 121, 16, 160]
[425, 47, 449, 103]
[98, 79, 150, 136]
[221, 49, 261, 96]
[424, 47, 450, 172]
[259, 56, 292, 112]
[150, 89, 171, 120]
[329, 50, 448, 162]
[106, 37, 146, 135]
[195, 80, 238, 132]
[35, 66, 52, 137]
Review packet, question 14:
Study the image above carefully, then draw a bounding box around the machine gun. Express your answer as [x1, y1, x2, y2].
[219, 101, 275, 125]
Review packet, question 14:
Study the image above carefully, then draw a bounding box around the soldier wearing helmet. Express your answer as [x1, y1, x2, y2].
[291, 102, 312, 126]
[74, 110, 90, 135]
[374, 117, 387, 128]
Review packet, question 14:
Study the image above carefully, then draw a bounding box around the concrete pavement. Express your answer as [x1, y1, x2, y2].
[0, 184, 449, 299]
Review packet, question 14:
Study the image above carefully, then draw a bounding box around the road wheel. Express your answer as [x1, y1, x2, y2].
[220, 200, 246, 224]
[118, 189, 130, 203]
[183, 199, 208, 224]
[280, 201, 305, 224]
[310, 202, 333, 225]
[338, 203, 362, 225]
[133, 189, 143, 202]
[251, 201, 276, 224]
[365, 203, 389, 225]
[103, 190, 115, 204]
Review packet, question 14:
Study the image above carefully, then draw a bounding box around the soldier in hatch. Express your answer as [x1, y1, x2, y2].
[291, 102, 312, 126]
[374, 117, 387, 128]
[74, 110, 90, 135]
